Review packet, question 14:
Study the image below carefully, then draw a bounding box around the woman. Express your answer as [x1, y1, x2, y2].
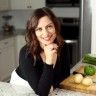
[14, 7, 70, 96]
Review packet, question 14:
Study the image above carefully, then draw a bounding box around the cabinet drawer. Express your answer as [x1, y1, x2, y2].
[0, 37, 14, 49]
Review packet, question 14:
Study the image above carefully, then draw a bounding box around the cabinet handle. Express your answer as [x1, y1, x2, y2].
[27, 6, 30, 8]
[29, 6, 32, 8]
[27, 6, 32, 8]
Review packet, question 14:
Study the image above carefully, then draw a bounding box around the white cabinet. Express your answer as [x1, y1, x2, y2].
[11, 0, 32, 10]
[14, 35, 26, 67]
[0, 37, 15, 81]
[11, 0, 45, 10]
[0, 0, 10, 10]
[31, 0, 45, 9]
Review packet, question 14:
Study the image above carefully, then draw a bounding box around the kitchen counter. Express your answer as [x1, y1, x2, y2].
[0, 82, 36, 96]
[0, 81, 95, 96]
[0, 61, 95, 96]
[0, 29, 25, 41]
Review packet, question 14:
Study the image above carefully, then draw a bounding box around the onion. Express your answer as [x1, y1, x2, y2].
[82, 77, 93, 86]
[74, 74, 83, 84]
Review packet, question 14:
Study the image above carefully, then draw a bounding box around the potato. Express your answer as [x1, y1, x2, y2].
[74, 74, 83, 84]
[82, 77, 93, 86]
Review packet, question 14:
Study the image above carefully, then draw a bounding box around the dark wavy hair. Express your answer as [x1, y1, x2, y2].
[25, 7, 64, 57]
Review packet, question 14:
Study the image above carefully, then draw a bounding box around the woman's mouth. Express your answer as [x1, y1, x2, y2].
[42, 36, 52, 41]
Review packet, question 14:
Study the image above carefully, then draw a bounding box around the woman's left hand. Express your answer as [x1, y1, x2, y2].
[44, 43, 58, 65]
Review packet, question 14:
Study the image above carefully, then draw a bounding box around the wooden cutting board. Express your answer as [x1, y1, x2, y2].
[60, 66, 96, 95]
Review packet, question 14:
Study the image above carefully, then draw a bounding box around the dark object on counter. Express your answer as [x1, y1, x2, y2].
[2, 15, 14, 35]
[72, 71, 86, 77]
[2, 24, 14, 35]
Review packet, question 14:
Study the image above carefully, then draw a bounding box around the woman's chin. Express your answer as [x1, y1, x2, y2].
[40, 38, 55, 46]
[43, 41, 53, 45]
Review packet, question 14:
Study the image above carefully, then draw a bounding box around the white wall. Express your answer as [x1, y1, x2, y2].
[91, 0, 96, 54]
[0, 8, 79, 30]
[6, 10, 33, 29]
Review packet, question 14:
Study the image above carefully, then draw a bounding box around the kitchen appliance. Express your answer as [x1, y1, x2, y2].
[59, 18, 79, 40]
[58, 17, 80, 68]
[46, 0, 80, 7]
[80, 0, 91, 58]
[2, 15, 14, 35]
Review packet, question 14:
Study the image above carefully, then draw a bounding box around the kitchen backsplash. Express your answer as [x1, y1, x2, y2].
[0, 8, 79, 34]
[8, 10, 33, 29]
[0, 10, 33, 33]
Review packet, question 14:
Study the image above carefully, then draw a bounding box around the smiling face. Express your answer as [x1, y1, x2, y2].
[35, 16, 56, 47]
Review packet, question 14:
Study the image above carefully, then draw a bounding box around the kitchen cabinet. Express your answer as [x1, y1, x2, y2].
[0, 37, 15, 81]
[0, 0, 10, 11]
[11, 0, 32, 10]
[31, 0, 45, 9]
[14, 35, 26, 67]
[11, 0, 45, 10]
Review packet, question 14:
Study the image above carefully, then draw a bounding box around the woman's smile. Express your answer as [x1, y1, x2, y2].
[42, 35, 52, 41]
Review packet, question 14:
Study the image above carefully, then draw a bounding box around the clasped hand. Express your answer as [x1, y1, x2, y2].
[44, 43, 58, 65]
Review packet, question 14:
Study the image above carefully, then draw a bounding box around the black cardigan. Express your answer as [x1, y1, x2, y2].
[16, 42, 70, 96]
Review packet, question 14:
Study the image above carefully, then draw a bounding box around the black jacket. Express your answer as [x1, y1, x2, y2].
[16, 42, 70, 96]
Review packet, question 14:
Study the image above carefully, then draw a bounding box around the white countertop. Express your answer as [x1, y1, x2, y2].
[0, 81, 95, 96]
[0, 62, 95, 96]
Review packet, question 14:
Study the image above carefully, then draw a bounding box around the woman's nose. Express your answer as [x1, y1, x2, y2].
[42, 29, 48, 36]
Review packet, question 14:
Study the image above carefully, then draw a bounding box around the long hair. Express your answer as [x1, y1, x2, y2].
[25, 7, 64, 57]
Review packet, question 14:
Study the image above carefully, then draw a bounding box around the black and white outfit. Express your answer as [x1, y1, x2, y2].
[10, 42, 70, 96]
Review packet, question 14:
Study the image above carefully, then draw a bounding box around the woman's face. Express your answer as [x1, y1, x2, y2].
[35, 16, 56, 47]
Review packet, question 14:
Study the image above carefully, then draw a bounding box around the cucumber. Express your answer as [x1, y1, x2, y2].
[82, 54, 96, 65]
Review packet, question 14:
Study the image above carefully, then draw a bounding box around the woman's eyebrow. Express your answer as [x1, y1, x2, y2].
[35, 27, 41, 31]
[46, 23, 54, 27]
[36, 22, 53, 30]
[47, 23, 53, 25]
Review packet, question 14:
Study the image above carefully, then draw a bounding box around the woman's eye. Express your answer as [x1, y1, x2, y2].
[48, 25, 53, 29]
[36, 28, 42, 32]
[47, 25, 55, 31]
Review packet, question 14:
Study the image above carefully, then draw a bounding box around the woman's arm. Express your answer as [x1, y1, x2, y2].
[53, 43, 70, 88]
[18, 46, 53, 96]
[60, 43, 70, 80]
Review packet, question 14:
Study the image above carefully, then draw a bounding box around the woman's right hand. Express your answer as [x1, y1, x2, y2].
[44, 43, 58, 65]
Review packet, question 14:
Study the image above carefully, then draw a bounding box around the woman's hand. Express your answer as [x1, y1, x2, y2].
[44, 43, 58, 65]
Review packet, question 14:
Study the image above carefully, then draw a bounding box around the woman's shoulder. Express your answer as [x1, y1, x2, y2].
[19, 45, 34, 64]
[20, 45, 27, 51]
[60, 41, 68, 50]
[19, 45, 30, 58]
[59, 41, 70, 56]
[20, 45, 29, 55]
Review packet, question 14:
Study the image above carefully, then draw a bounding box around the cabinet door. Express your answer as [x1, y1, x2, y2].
[11, 0, 32, 10]
[11, 0, 45, 10]
[15, 35, 26, 67]
[31, 0, 45, 9]
[0, 46, 15, 81]
[0, 38, 15, 81]
[0, 0, 10, 10]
